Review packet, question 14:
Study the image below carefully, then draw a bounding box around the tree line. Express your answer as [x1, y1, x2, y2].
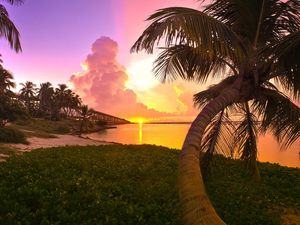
[0, 65, 94, 128]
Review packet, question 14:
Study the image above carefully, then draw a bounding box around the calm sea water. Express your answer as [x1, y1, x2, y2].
[87, 123, 300, 168]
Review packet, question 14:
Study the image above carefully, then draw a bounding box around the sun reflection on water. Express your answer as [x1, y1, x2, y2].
[138, 120, 143, 144]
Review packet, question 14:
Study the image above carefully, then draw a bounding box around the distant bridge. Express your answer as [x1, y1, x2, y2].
[91, 111, 130, 125]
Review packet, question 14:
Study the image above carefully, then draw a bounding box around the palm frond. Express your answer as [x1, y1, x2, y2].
[201, 109, 235, 168]
[267, 31, 300, 98]
[205, 0, 300, 47]
[131, 7, 246, 64]
[154, 44, 229, 82]
[0, 4, 21, 52]
[234, 103, 259, 175]
[193, 76, 236, 108]
[3, 0, 23, 5]
[253, 87, 300, 148]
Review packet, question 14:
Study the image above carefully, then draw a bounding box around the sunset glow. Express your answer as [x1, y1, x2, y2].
[128, 117, 148, 124]
[125, 57, 160, 91]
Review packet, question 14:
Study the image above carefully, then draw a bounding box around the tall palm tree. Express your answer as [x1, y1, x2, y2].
[55, 84, 68, 111]
[64, 90, 81, 117]
[131, 0, 300, 224]
[19, 81, 37, 113]
[37, 82, 54, 116]
[0, 0, 22, 52]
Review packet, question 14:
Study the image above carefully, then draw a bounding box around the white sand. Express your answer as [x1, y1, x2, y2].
[6, 134, 111, 152]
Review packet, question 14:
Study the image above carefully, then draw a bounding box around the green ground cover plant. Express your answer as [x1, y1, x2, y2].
[0, 127, 28, 144]
[0, 145, 299, 225]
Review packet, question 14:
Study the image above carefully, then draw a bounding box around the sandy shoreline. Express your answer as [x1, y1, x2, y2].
[5, 134, 113, 153]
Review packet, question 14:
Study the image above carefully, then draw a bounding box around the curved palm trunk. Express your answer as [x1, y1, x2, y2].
[179, 86, 241, 225]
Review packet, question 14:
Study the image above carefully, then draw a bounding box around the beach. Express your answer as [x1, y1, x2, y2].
[4, 134, 111, 153]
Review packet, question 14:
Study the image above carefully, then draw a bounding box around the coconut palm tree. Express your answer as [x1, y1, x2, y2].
[55, 84, 68, 111]
[131, 0, 300, 224]
[65, 91, 82, 117]
[37, 82, 54, 117]
[19, 81, 37, 113]
[0, 0, 22, 52]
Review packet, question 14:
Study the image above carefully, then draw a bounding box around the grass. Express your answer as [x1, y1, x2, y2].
[0, 145, 299, 225]
[8, 119, 81, 138]
[0, 145, 16, 155]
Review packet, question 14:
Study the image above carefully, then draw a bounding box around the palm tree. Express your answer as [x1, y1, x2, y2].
[78, 105, 94, 135]
[131, 1, 300, 224]
[37, 82, 54, 117]
[0, 65, 15, 96]
[55, 84, 68, 112]
[65, 91, 81, 117]
[19, 81, 37, 113]
[0, 0, 22, 52]
[52, 84, 81, 118]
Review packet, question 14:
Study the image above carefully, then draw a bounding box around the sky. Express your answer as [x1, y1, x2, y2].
[0, 0, 211, 121]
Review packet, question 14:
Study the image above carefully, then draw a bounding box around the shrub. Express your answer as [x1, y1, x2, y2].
[15, 119, 31, 126]
[0, 127, 28, 144]
[54, 126, 70, 134]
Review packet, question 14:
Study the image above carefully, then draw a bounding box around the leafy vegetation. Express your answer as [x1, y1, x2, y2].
[0, 145, 299, 225]
[0, 127, 27, 144]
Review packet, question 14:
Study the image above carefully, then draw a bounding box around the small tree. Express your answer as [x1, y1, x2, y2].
[0, 94, 27, 126]
[78, 105, 94, 135]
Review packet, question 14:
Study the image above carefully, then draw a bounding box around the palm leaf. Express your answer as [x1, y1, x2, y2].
[0, 4, 21, 52]
[269, 31, 300, 98]
[205, 0, 300, 47]
[131, 7, 246, 64]
[253, 87, 300, 148]
[200, 109, 235, 169]
[154, 44, 229, 82]
[234, 103, 259, 175]
[3, 0, 23, 5]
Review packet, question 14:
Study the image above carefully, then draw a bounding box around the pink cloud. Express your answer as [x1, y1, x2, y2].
[69, 36, 172, 119]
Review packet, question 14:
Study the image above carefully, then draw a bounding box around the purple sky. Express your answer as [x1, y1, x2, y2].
[0, 0, 199, 86]
[0, 0, 119, 85]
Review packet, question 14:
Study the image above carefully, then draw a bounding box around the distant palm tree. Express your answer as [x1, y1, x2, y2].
[55, 84, 68, 111]
[0, 65, 15, 96]
[132, 0, 300, 224]
[78, 105, 94, 135]
[37, 82, 54, 117]
[19, 81, 37, 113]
[64, 90, 81, 117]
[0, 0, 22, 52]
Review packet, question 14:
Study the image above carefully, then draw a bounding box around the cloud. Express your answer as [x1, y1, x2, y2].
[69, 36, 173, 119]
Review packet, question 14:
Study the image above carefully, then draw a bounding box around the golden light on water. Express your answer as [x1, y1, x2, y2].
[139, 121, 143, 144]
